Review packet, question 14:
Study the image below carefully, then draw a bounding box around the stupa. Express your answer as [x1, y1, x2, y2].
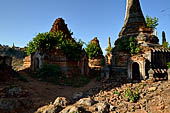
[109, 0, 170, 81]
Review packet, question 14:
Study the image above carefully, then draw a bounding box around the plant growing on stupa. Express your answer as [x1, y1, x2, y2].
[26, 31, 84, 61]
[163, 41, 169, 49]
[167, 62, 170, 69]
[85, 41, 103, 59]
[117, 37, 141, 56]
[145, 15, 159, 30]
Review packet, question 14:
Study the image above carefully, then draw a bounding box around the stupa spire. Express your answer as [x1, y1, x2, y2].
[119, 0, 146, 37]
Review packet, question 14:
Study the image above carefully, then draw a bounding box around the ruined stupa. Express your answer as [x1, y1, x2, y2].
[50, 18, 72, 39]
[109, 0, 170, 81]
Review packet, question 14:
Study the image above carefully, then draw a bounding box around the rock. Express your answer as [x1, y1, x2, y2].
[72, 92, 84, 100]
[148, 87, 157, 92]
[0, 98, 32, 113]
[8, 87, 22, 97]
[76, 97, 96, 106]
[36, 104, 62, 113]
[36, 97, 69, 113]
[109, 105, 116, 111]
[59, 105, 86, 113]
[95, 102, 110, 113]
[53, 97, 68, 107]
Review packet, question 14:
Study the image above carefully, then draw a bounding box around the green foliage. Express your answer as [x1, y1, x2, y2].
[114, 90, 120, 96]
[105, 47, 113, 55]
[124, 88, 139, 103]
[85, 42, 103, 59]
[167, 62, 170, 69]
[117, 37, 141, 56]
[146, 15, 159, 30]
[100, 58, 105, 66]
[129, 37, 141, 55]
[26, 31, 84, 61]
[36, 64, 62, 83]
[163, 42, 169, 49]
[15, 74, 28, 82]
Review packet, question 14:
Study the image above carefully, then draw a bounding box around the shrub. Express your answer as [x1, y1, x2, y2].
[163, 42, 169, 49]
[26, 31, 84, 61]
[124, 88, 139, 103]
[105, 46, 113, 55]
[100, 58, 105, 66]
[85, 42, 103, 59]
[36, 64, 62, 83]
[117, 37, 141, 56]
[114, 90, 120, 96]
[167, 62, 170, 69]
[145, 15, 159, 30]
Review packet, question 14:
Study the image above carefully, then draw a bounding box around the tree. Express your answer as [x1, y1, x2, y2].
[85, 42, 103, 59]
[163, 42, 169, 49]
[145, 15, 159, 30]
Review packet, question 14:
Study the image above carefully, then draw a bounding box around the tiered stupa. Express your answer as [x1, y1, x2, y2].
[110, 0, 170, 81]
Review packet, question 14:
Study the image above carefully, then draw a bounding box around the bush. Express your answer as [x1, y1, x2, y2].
[124, 88, 139, 103]
[26, 31, 84, 61]
[85, 42, 103, 59]
[145, 15, 159, 30]
[167, 62, 170, 69]
[163, 42, 169, 49]
[36, 64, 62, 83]
[114, 90, 120, 96]
[117, 37, 141, 56]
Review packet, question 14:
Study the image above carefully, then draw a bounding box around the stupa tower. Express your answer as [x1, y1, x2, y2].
[119, 0, 146, 37]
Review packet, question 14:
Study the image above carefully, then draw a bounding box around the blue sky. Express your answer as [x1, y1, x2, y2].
[0, 0, 170, 54]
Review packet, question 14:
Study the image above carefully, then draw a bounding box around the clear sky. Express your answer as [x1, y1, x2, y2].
[0, 0, 170, 54]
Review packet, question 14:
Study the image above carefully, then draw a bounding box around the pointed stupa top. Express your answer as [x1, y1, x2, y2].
[50, 18, 72, 39]
[119, 0, 146, 37]
[108, 37, 111, 48]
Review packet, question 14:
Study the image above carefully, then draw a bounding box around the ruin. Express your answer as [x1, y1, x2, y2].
[109, 0, 170, 81]
[88, 37, 104, 69]
[25, 18, 89, 77]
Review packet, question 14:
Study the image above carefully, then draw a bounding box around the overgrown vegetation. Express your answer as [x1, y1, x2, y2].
[167, 62, 170, 69]
[163, 41, 170, 49]
[85, 42, 103, 59]
[114, 90, 120, 96]
[35, 64, 62, 83]
[117, 37, 141, 56]
[145, 15, 159, 30]
[124, 88, 140, 103]
[100, 58, 105, 66]
[34, 64, 89, 87]
[26, 31, 84, 61]
[105, 46, 112, 55]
